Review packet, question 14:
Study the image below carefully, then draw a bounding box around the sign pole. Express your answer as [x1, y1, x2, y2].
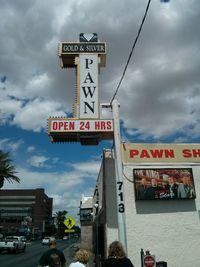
[112, 99, 127, 251]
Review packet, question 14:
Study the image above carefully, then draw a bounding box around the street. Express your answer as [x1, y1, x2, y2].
[0, 239, 76, 267]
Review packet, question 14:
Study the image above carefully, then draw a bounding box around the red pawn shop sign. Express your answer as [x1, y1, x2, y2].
[143, 255, 156, 267]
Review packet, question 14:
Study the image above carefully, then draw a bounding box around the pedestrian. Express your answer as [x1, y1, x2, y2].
[38, 237, 66, 267]
[103, 241, 134, 267]
[69, 249, 90, 267]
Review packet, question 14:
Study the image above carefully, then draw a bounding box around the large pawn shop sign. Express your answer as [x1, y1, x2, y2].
[48, 33, 113, 145]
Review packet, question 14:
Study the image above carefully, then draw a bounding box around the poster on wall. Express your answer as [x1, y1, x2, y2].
[134, 168, 196, 200]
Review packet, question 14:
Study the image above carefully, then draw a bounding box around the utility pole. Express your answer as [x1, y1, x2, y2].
[112, 99, 127, 251]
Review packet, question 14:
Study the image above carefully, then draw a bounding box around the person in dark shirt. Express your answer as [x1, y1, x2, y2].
[38, 237, 66, 267]
[103, 241, 134, 267]
[146, 178, 162, 199]
[136, 177, 148, 200]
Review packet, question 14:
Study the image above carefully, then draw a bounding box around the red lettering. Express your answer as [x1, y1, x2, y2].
[165, 149, 175, 158]
[150, 149, 163, 158]
[95, 121, 100, 130]
[59, 122, 64, 129]
[80, 121, 90, 130]
[101, 121, 106, 129]
[95, 121, 112, 130]
[52, 121, 75, 131]
[140, 150, 150, 158]
[68, 121, 75, 130]
[182, 149, 192, 158]
[129, 149, 175, 159]
[63, 121, 75, 130]
[64, 122, 68, 130]
[130, 149, 139, 158]
[85, 121, 90, 130]
[182, 149, 200, 158]
[52, 122, 58, 130]
[106, 121, 112, 130]
[192, 149, 200, 157]
[150, 149, 174, 158]
[80, 121, 84, 130]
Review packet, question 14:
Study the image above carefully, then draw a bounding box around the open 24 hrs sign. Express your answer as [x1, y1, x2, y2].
[49, 119, 113, 133]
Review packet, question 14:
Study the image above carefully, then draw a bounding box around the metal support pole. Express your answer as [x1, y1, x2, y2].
[112, 99, 127, 252]
[141, 248, 144, 267]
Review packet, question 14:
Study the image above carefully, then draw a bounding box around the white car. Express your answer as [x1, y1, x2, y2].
[19, 236, 27, 244]
[0, 236, 26, 253]
[42, 237, 50, 245]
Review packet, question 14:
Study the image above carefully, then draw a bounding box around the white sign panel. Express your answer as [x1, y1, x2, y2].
[122, 143, 200, 163]
[49, 119, 113, 132]
[79, 54, 99, 118]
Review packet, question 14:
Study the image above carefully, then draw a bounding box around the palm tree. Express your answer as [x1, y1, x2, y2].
[0, 150, 20, 189]
[54, 210, 68, 238]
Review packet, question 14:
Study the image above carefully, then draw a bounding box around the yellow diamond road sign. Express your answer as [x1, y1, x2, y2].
[64, 216, 76, 229]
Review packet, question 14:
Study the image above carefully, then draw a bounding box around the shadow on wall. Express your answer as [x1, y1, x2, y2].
[135, 199, 196, 214]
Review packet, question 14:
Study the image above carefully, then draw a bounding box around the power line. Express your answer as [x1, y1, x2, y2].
[110, 0, 152, 105]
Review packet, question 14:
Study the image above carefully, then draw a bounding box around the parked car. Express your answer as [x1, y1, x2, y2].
[19, 236, 27, 244]
[0, 236, 26, 253]
[42, 236, 51, 245]
[62, 236, 69, 240]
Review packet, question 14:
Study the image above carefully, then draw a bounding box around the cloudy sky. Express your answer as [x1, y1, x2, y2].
[1, 0, 200, 221]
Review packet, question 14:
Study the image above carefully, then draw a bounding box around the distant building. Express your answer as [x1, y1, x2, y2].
[0, 188, 53, 237]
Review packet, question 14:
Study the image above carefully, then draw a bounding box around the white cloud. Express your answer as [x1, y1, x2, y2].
[27, 155, 49, 168]
[3, 161, 97, 214]
[72, 160, 101, 177]
[1, 0, 200, 139]
[1, 0, 200, 215]
[27, 146, 36, 153]
[25, 73, 52, 95]
[0, 138, 24, 153]
[11, 98, 66, 132]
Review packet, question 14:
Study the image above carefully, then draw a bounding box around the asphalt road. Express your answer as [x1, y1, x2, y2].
[0, 239, 76, 267]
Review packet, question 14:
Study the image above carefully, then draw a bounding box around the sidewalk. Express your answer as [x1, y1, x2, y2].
[63, 243, 75, 266]
[63, 242, 94, 267]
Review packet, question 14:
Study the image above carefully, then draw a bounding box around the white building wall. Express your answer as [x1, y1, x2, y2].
[123, 164, 200, 267]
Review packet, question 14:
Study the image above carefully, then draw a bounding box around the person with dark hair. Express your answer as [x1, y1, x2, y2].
[69, 249, 90, 267]
[38, 238, 66, 267]
[103, 241, 134, 267]
[165, 175, 178, 198]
